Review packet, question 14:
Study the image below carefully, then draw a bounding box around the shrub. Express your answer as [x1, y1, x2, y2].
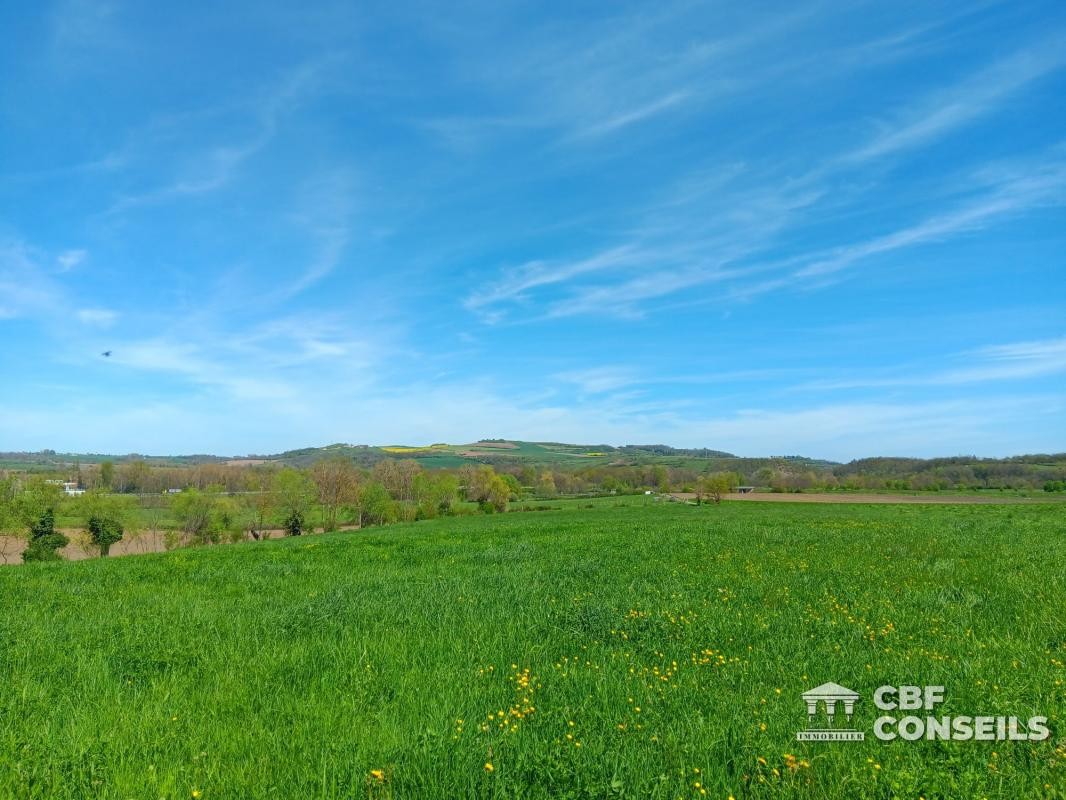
[88, 514, 124, 557]
[284, 509, 305, 536]
[22, 509, 68, 562]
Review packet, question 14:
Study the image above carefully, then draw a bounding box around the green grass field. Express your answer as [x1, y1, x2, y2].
[1, 500, 1064, 798]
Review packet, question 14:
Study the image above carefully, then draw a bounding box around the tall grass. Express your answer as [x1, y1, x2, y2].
[1, 501, 1063, 798]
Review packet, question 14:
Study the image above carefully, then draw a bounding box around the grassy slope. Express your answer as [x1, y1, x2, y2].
[1, 500, 1064, 799]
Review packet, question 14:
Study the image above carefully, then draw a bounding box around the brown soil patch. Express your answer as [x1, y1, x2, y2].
[668, 492, 1038, 505]
[0, 525, 357, 565]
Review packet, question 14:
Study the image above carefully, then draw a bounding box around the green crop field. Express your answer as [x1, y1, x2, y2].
[1, 500, 1064, 799]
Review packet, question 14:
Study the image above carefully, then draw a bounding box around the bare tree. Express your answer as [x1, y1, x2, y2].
[310, 458, 359, 532]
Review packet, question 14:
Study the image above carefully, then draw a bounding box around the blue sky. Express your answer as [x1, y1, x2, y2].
[1, 1, 1064, 460]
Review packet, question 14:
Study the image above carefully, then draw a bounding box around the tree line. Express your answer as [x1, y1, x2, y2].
[10, 448, 1066, 496]
[0, 460, 532, 563]
[3, 449, 1064, 564]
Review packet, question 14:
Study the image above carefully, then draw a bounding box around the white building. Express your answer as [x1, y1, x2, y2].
[45, 479, 84, 496]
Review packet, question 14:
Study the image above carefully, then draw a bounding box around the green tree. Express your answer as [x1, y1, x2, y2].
[120, 460, 152, 493]
[653, 465, 670, 493]
[99, 460, 114, 490]
[23, 508, 69, 562]
[754, 467, 774, 487]
[172, 486, 243, 545]
[500, 473, 522, 499]
[460, 465, 510, 511]
[536, 471, 558, 498]
[14, 480, 67, 562]
[87, 515, 123, 557]
[273, 468, 315, 536]
[283, 509, 305, 536]
[357, 481, 396, 527]
[80, 490, 136, 556]
[693, 477, 706, 505]
[213, 494, 243, 542]
[479, 474, 511, 514]
[171, 487, 228, 544]
[412, 472, 460, 519]
[432, 473, 460, 516]
[519, 466, 538, 489]
[700, 472, 739, 505]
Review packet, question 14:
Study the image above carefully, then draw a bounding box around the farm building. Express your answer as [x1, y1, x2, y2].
[45, 479, 84, 496]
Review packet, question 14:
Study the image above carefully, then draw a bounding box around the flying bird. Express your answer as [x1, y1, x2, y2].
[101, 350, 112, 357]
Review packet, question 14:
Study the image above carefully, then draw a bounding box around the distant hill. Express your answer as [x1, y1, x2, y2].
[256, 440, 826, 472]
[3, 443, 1064, 490]
[250, 440, 759, 470]
[0, 450, 229, 470]
[1, 440, 821, 471]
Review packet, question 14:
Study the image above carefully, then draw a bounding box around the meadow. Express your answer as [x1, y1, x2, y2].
[1, 498, 1063, 798]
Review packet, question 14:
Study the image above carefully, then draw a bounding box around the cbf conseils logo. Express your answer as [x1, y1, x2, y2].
[796, 682, 864, 741]
[796, 683, 1051, 743]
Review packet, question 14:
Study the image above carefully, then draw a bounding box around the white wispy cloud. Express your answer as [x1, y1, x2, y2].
[110, 340, 298, 402]
[544, 261, 746, 319]
[224, 315, 383, 371]
[423, 3, 821, 146]
[466, 166, 827, 320]
[465, 246, 644, 315]
[946, 337, 1066, 383]
[802, 336, 1066, 391]
[572, 91, 691, 139]
[0, 240, 62, 319]
[554, 367, 638, 395]
[458, 23, 1066, 323]
[95, 310, 387, 408]
[272, 170, 357, 299]
[56, 249, 87, 271]
[468, 143, 1066, 321]
[104, 57, 340, 214]
[75, 308, 117, 327]
[1, 242, 120, 335]
[794, 158, 1066, 279]
[842, 34, 1066, 164]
